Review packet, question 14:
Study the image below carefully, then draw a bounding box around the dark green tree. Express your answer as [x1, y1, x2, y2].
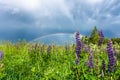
[89, 26, 99, 44]
[90, 26, 98, 37]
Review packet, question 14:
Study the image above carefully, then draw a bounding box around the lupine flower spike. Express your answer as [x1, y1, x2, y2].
[107, 40, 116, 72]
[75, 31, 82, 65]
[0, 51, 4, 61]
[98, 30, 104, 46]
[89, 50, 94, 69]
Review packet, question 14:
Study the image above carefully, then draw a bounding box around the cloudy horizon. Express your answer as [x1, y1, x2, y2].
[0, 0, 120, 41]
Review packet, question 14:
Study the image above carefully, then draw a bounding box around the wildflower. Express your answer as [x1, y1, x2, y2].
[89, 50, 94, 68]
[0, 51, 3, 61]
[75, 31, 82, 64]
[98, 30, 104, 46]
[107, 40, 116, 72]
[76, 58, 79, 65]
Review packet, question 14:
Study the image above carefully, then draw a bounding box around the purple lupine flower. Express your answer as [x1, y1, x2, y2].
[107, 40, 116, 72]
[75, 31, 82, 65]
[98, 30, 104, 46]
[76, 58, 79, 65]
[0, 51, 4, 61]
[89, 50, 94, 68]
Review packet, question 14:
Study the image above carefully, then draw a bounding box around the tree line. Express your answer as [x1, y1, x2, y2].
[81, 26, 120, 44]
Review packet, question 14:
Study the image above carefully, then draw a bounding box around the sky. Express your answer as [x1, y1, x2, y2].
[0, 0, 120, 41]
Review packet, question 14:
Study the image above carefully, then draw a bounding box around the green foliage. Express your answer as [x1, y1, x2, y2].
[103, 37, 108, 44]
[89, 26, 100, 44]
[0, 41, 120, 80]
[111, 38, 120, 44]
[81, 36, 89, 44]
[90, 26, 98, 38]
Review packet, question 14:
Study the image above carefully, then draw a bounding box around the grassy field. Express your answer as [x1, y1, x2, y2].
[0, 40, 120, 80]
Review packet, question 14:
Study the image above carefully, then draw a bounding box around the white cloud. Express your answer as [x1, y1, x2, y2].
[0, 0, 120, 40]
[1, 0, 39, 11]
[86, 0, 103, 5]
[0, 0, 73, 20]
[3, 0, 75, 26]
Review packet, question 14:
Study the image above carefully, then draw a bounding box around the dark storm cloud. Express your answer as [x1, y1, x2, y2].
[0, 0, 120, 41]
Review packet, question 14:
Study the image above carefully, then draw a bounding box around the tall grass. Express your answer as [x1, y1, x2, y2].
[0, 39, 120, 80]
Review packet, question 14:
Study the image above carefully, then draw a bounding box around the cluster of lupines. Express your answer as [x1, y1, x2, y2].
[98, 30, 104, 46]
[75, 30, 117, 74]
[75, 31, 82, 64]
[107, 40, 116, 72]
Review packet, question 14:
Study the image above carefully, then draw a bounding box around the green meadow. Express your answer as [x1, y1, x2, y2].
[0, 40, 120, 80]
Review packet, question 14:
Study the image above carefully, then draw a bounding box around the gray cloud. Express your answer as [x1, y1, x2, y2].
[0, 0, 120, 41]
